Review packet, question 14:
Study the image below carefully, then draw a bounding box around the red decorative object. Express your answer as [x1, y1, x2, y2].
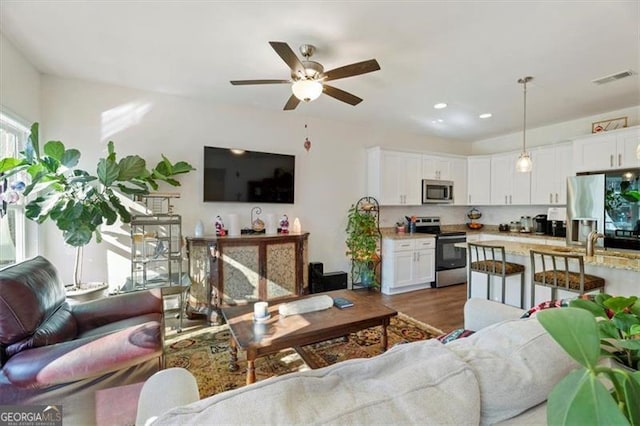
[304, 137, 311, 152]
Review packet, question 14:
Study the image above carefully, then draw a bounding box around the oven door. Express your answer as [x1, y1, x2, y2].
[436, 234, 467, 270]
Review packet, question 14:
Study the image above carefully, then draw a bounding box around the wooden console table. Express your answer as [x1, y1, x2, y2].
[186, 232, 309, 324]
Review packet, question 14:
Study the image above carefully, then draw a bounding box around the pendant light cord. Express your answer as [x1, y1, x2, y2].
[518, 76, 533, 153]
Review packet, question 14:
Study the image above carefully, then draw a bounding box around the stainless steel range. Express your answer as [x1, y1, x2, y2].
[413, 216, 467, 287]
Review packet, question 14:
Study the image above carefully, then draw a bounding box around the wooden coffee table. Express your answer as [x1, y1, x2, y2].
[221, 289, 398, 385]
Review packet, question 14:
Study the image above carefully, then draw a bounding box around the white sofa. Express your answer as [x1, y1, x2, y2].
[151, 299, 575, 425]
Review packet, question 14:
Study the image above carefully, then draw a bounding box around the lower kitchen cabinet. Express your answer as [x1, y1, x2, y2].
[381, 237, 435, 295]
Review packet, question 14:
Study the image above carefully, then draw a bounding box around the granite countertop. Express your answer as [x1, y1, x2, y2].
[380, 229, 436, 240]
[381, 224, 564, 243]
[473, 239, 640, 273]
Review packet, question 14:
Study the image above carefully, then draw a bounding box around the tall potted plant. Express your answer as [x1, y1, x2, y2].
[345, 204, 380, 287]
[537, 298, 640, 425]
[0, 123, 194, 288]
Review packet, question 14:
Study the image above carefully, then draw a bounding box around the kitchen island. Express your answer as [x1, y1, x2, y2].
[460, 239, 639, 308]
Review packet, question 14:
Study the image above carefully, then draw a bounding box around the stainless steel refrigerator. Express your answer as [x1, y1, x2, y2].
[567, 170, 640, 251]
[567, 174, 605, 248]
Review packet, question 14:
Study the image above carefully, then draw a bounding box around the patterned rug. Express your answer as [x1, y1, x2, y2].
[165, 313, 443, 399]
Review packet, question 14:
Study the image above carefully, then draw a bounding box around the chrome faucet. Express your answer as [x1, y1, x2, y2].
[586, 231, 604, 256]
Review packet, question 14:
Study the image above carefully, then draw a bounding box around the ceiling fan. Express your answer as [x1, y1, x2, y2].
[230, 41, 381, 110]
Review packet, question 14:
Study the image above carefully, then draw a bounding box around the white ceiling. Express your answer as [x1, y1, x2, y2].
[1, 1, 638, 142]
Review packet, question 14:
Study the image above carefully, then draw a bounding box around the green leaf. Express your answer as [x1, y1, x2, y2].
[617, 339, 640, 351]
[44, 141, 65, 161]
[24, 198, 43, 220]
[116, 183, 149, 195]
[60, 149, 81, 168]
[570, 299, 607, 318]
[613, 312, 640, 335]
[599, 320, 621, 340]
[171, 161, 195, 174]
[41, 156, 60, 173]
[117, 155, 146, 181]
[0, 157, 25, 173]
[546, 368, 629, 425]
[109, 194, 131, 223]
[604, 296, 638, 314]
[538, 308, 601, 369]
[107, 141, 116, 162]
[98, 201, 117, 225]
[610, 369, 640, 423]
[630, 324, 640, 337]
[28, 122, 40, 159]
[97, 158, 120, 186]
[62, 226, 93, 247]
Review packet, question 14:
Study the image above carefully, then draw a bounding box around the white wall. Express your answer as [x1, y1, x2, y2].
[38, 75, 465, 286]
[0, 33, 40, 121]
[471, 105, 640, 155]
[0, 33, 42, 260]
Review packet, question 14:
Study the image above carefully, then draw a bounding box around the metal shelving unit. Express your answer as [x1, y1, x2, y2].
[129, 193, 186, 331]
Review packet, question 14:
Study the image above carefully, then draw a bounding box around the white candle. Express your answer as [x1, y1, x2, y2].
[254, 301, 268, 318]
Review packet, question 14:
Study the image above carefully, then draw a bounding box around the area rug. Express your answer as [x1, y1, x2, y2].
[165, 313, 443, 399]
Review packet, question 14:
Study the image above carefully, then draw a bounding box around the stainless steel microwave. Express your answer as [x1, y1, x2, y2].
[422, 179, 454, 204]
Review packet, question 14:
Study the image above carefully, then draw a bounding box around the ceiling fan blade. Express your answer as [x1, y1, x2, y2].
[323, 85, 363, 106]
[283, 94, 300, 110]
[269, 41, 305, 76]
[324, 59, 380, 82]
[230, 79, 290, 85]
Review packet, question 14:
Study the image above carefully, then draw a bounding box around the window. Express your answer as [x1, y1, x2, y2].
[0, 113, 30, 267]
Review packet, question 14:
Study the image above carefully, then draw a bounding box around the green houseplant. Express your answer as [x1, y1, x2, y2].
[0, 123, 194, 288]
[537, 303, 640, 425]
[345, 204, 380, 287]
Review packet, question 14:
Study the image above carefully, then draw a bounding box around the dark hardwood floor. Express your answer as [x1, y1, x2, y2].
[166, 283, 467, 338]
[377, 284, 466, 332]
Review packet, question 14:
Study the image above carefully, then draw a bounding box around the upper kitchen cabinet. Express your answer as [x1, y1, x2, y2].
[367, 147, 422, 206]
[530, 143, 572, 205]
[422, 154, 467, 206]
[422, 155, 451, 180]
[573, 126, 640, 172]
[467, 156, 491, 205]
[490, 152, 531, 205]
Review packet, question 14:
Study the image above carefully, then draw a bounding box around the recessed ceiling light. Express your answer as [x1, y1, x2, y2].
[434, 103, 447, 109]
[479, 113, 492, 119]
[432, 119, 444, 124]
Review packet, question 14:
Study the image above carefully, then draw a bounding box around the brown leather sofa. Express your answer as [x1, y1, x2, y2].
[0, 256, 164, 419]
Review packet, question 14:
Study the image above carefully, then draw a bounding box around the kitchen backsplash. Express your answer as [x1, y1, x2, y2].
[379, 205, 555, 227]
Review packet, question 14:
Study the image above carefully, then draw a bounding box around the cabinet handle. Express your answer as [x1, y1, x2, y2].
[610, 154, 614, 167]
[468, 194, 471, 203]
[618, 154, 622, 167]
[416, 252, 420, 262]
[509, 195, 512, 204]
[549, 193, 553, 204]
[504, 195, 507, 204]
[555, 193, 559, 203]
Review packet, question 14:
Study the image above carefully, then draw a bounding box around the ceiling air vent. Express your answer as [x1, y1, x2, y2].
[592, 70, 634, 85]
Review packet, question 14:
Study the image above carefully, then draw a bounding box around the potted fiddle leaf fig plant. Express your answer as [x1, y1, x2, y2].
[345, 204, 380, 287]
[537, 305, 640, 425]
[0, 122, 195, 289]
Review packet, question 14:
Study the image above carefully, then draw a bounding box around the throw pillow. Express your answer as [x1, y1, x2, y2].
[437, 328, 475, 344]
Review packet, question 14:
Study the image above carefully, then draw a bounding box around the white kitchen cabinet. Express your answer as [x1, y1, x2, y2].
[573, 126, 640, 172]
[422, 155, 451, 180]
[367, 148, 422, 206]
[530, 143, 572, 205]
[422, 154, 467, 205]
[467, 157, 491, 205]
[381, 237, 435, 295]
[489, 152, 530, 205]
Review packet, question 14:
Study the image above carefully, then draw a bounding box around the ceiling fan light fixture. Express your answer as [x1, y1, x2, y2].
[292, 80, 323, 103]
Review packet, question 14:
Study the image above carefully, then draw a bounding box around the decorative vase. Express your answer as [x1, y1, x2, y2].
[194, 220, 204, 237]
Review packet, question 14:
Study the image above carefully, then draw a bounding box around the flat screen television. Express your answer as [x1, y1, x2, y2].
[203, 146, 295, 203]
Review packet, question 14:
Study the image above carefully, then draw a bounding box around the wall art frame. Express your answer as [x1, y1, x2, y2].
[592, 116, 628, 133]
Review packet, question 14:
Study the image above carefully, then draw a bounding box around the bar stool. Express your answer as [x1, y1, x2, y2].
[467, 243, 526, 308]
[530, 250, 605, 305]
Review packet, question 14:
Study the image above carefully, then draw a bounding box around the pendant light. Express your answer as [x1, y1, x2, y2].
[515, 76, 533, 173]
